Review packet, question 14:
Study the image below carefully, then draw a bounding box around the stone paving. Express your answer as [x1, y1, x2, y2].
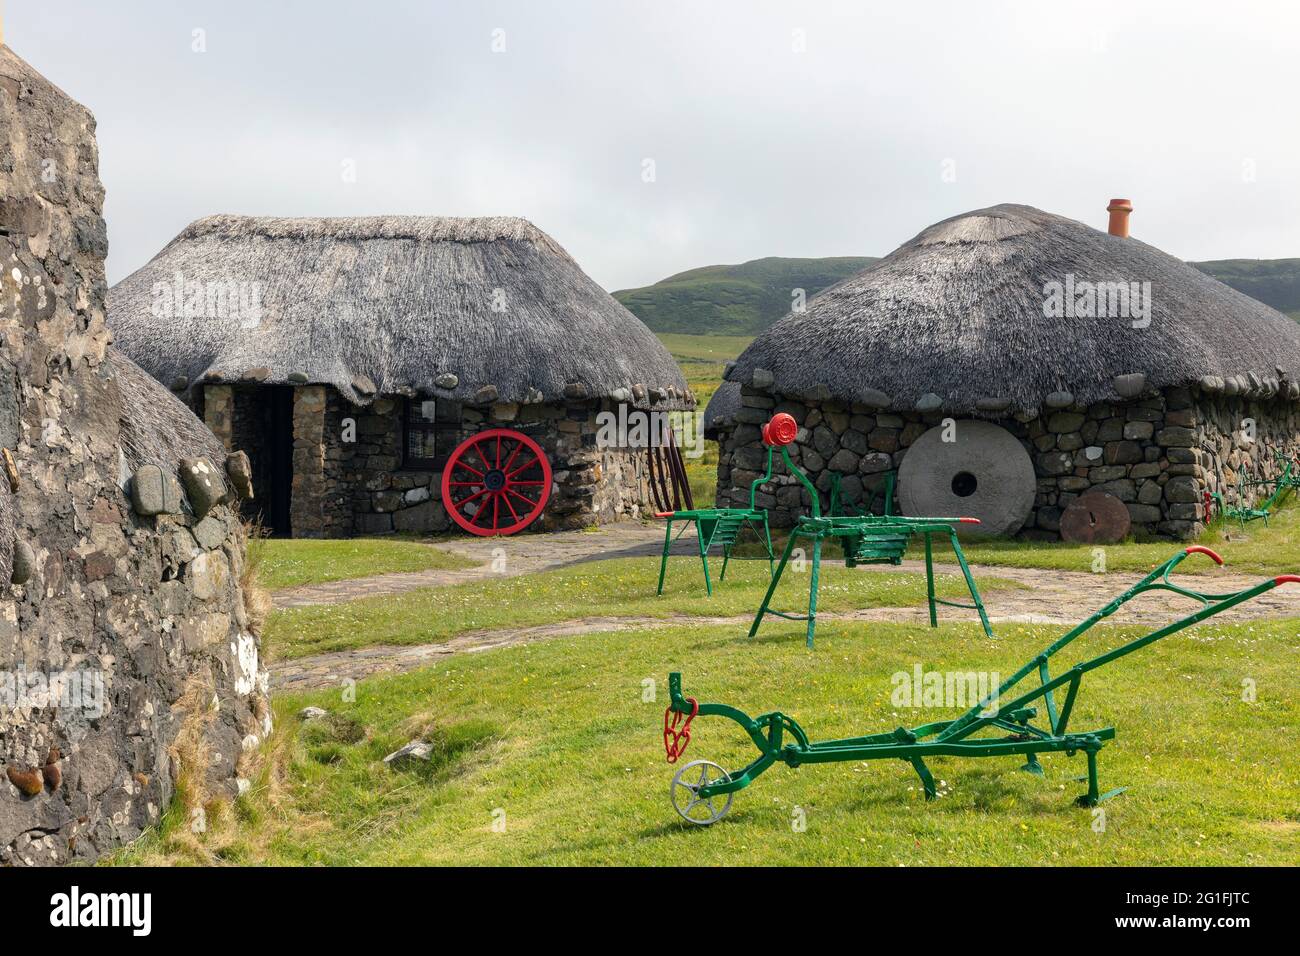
[268, 523, 1300, 691]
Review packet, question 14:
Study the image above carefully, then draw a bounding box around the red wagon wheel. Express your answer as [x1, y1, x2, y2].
[440, 429, 553, 536]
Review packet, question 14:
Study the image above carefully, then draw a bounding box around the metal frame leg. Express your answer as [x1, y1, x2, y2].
[806, 536, 822, 648]
[749, 532, 799, 637]
[924, 531, 937, 627]
[910, 756, 937, 800]
[950, 531, 994, 638]
[656, 518, 674, 595]
[697, 521, 713, 597]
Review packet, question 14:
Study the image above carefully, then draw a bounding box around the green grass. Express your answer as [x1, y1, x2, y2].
[263, 554, 1022, 659]
[252, 536, 472, 590]
[133, 612, 1300, 865]
[913, 506, 1300, 576]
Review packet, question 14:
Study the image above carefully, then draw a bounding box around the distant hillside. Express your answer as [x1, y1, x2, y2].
[1192, 259, 1300, 320]
[617, 254, 1300, 335]
[613, 256, 876, 335]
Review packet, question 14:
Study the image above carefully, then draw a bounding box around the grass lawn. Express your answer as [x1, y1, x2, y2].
[263, 554, 1023, 659]
[123, 612, 1300, 866]
[917, 505, 1300, 576]
[252, 536, 472, 590]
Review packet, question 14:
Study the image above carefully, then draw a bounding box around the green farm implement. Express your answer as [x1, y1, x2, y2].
[1204, 451, 1297, 529]
[747, 413, 992, 647]
[663, 545, 1299, 825]
[655, 418, 782, 597]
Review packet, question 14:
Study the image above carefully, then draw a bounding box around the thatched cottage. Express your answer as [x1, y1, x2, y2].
[108, 216, 692, 536]
[714, 202, 1300, 539]
[2, 42, 268, 864]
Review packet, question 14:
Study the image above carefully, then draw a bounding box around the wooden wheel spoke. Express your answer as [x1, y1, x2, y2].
[507, 455, 539, 479]
[442, 429, 552, 536]
[502, 440, 524, 474]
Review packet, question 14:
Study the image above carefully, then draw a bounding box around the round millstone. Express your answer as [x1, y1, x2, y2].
[897, 420, 1035, 537]
[1060, 491, 1132, 545]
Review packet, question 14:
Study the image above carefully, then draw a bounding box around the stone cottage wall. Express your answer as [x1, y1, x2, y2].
[0, 46, 269, 864]
[715, 383, 1300, 540]
[321, 393, 654, 535]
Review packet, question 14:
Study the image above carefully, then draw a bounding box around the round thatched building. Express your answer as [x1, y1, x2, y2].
[715, 202, 1300, 539]
[108, 216, 693, 536]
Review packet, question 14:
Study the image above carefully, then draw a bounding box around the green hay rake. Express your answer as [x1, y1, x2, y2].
[747, 413, 992, 647]
[1204, 452, 1296, 528]
[655, 426, 778, 597]
[662, 544, 1299, 825]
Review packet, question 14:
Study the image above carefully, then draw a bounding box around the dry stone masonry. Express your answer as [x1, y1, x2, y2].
[715, 382, 1300, 540]
[0, 45, 269, 864]
[202, 383, 657, 536]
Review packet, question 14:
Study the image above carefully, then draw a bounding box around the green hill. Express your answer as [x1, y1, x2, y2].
[613, 256, 876, 335]
[1191, 259, 1300, 321]
[616, 255, 1300, 336]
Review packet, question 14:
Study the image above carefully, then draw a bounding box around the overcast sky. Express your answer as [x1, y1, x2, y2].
[8, 0, 1300, 290]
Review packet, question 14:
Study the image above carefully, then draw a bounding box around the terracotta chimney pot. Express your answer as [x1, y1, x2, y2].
[1107, 198, 1133, 238]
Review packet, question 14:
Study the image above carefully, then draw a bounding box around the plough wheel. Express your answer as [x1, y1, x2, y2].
[670, 759, 734, 826]
[440, 428, 552, 536]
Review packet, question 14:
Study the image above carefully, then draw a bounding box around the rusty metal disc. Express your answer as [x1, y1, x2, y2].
[1059, 491, 1131, 544]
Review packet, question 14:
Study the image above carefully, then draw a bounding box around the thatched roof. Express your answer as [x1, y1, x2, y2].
[728, 204, 1300, 414]
[106, 348, 226, 470]
[107, 216, 691, 409]
[703, 381, 741, 439]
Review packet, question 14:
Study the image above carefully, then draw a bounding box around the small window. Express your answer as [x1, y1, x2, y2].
[403, 398, 451, 470]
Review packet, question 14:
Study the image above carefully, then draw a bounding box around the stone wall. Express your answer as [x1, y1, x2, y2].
[208, 389, 657, 536]
[715, 384, 1300, 540]
[0, 45, 269, 864]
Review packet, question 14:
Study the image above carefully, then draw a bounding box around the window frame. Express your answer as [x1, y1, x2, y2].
[401, 397, 454, 471]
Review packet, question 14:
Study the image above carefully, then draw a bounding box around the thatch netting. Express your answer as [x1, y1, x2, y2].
[728, 204, 1300, 413]
[106, 347, 226, 470]
[107, 216, 690, 408]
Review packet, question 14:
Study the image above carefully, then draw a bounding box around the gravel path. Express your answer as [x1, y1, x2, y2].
[268, 524, 1300, 691]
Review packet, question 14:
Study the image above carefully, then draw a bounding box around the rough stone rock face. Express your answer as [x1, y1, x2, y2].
[715, 383, 1300, 541]
[0, 45, 269, 864]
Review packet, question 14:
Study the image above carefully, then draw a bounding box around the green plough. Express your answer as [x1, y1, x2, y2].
[663, 545, 1298, 825]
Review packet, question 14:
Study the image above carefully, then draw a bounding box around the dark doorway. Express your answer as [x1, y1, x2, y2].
[256, 388, 295, 536]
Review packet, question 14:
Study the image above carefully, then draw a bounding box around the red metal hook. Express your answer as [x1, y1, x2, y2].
[1184, 545, 1224, 565]
[663, 697, 698, 763]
